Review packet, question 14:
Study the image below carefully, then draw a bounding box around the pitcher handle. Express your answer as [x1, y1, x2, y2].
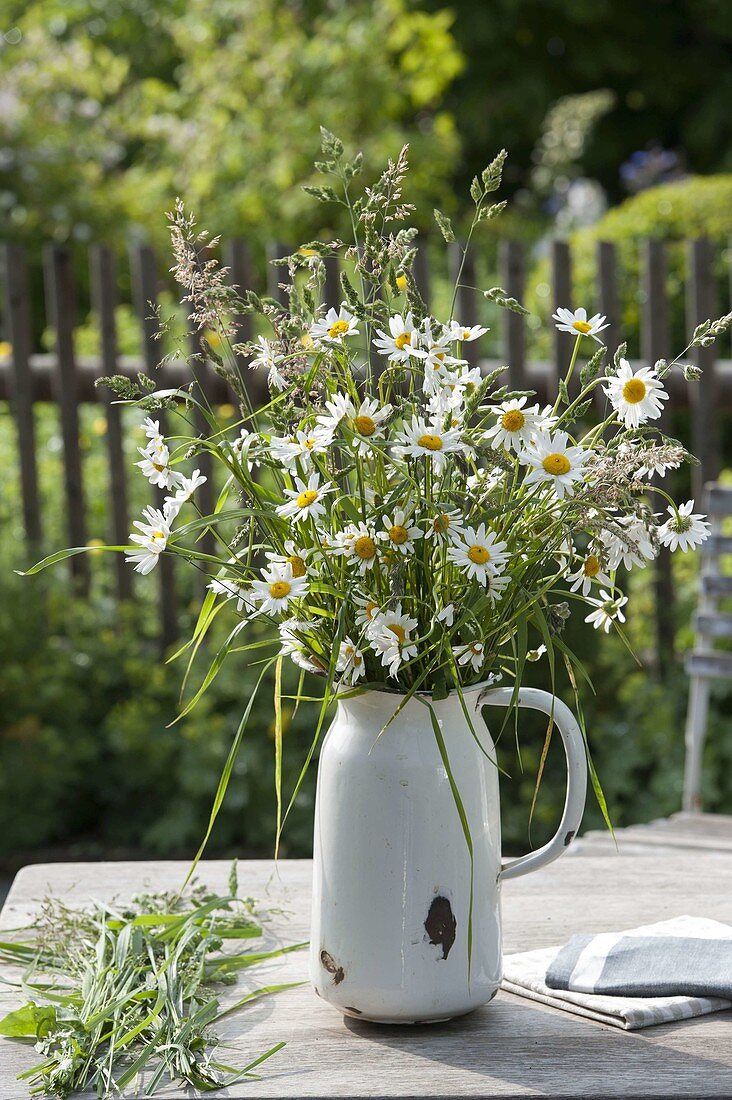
[477, 685, 587, 881]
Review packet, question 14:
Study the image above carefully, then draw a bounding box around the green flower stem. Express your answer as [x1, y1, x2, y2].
[552, 333, 584, 414]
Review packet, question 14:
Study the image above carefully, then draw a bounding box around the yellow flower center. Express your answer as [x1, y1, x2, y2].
[584, 554, 601, 578]
[288, 555, 307, 578]
[433, 513, 451, 533]
[152, 530, 166, 542]
[542, 453, 571, 476]
[501, 409, 525, 432]
[269, 580, 291, 599]
[300, 332, 313, 348]
[353, 652, 363, 666]
[364, 601, 378, 619]
[296, 489, 318, 508]
[389, 524, 409, 545]
[153, 462, 166, 472]
[395, 332, 412, 350]
[572, 320, 592, 334]
[418, 433, 443, 451]
[328, 320, 350, 338]
[354, 536, 377, 560]
[304, 438, 316, 450]
[622, 378, 647, 404]
[468, 545, 491, 565]
[395, 274, 408, 291]
[354, 414, 376, 437]
[388, 623, 407, 643]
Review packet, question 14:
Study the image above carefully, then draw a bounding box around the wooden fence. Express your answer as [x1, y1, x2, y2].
[0, 236, 729, 653]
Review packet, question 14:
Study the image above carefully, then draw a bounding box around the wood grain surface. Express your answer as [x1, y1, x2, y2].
[1, 853, 731, 1099]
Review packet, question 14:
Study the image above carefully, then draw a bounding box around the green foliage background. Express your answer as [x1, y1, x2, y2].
[2, 0, 732, 862]
[2, 403, 731, 866]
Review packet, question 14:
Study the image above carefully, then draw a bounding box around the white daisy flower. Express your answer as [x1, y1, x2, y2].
[484, 571, 510, 605]
[536, 405, 559, 432]
[552, 306, 609, 343]
[315, 392, 355, 433]
[657, 500, 711, 552]
[448, 523, 509, 585]
[392, 415, 464, 472]
[483, 397, 543, 453]
[373, 312, 422, 363]
[126, 506, 170, 575]
[229, 428, 259, 471]
[251, 563, 308, 615]
[424, 508, 467, 544]
[208, 575, 256, 615]
[447, 321, 488, 343]
[436, 603, 455, 627]
[568, 552, 612, 596]
[601, 515, 657, 570]
[368, 603, 419, 678]
[250, 335, 287, 391]
[135, 444, 184, 491]
[336, 637, 367, 684]
[276, 472, 334, 523]
[309, 305, 359, 346]
[141, 417, 165, 449]
[270, 427, 333, 471]
[466, 467, 503, 495]
[349, 398, 394, 453]
[377, 510, 423, 555]
[278, 618, 325, 673]
[584, 590, 628, 633]
[354, 592, 382, 631]
[452, 641, 485, 674]
[265, 540, 313, 578]
[523, 431, 587, 499]
[336, 523, 380, 574]
[163, 470, 207, 520]
[604, 359, 668, 429]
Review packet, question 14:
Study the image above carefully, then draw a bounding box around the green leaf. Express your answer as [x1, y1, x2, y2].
[0, 1002, 56, 1038]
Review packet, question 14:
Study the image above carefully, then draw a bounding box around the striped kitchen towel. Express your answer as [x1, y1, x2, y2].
[502, 915, 732, 1029]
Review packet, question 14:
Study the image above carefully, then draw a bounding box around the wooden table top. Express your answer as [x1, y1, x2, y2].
[1, 853, 732, 1099]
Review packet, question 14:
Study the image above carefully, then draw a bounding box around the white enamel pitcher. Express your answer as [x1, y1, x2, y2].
[309, 682, 587, 1023]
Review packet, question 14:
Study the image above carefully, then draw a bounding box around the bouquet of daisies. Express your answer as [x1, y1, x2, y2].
[32, 132, 730, 840]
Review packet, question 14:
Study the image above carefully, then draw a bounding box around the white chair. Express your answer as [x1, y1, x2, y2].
[682, 483, 732, 812]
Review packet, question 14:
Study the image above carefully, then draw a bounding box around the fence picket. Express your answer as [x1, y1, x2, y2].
[266, 242, 290, 306]
[42, 245, 89, 593]
[641, 238, 674, 677]
[500, 240, 526, 389]
[448, 243, 479, 366]
[687, 237, 720, 499]
[130, 244, 178, 648]
[2, 243, 42, 547]
[90, 245, 132, 601]
[413, 237, 431, 309]
[1, 234, 730, 669]
[550, 240, 572, 394]
[596, 240, 621, 344]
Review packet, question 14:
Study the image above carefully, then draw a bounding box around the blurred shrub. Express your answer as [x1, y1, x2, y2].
[0, 559, 319, 861]
[527, 176, 732, 357]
